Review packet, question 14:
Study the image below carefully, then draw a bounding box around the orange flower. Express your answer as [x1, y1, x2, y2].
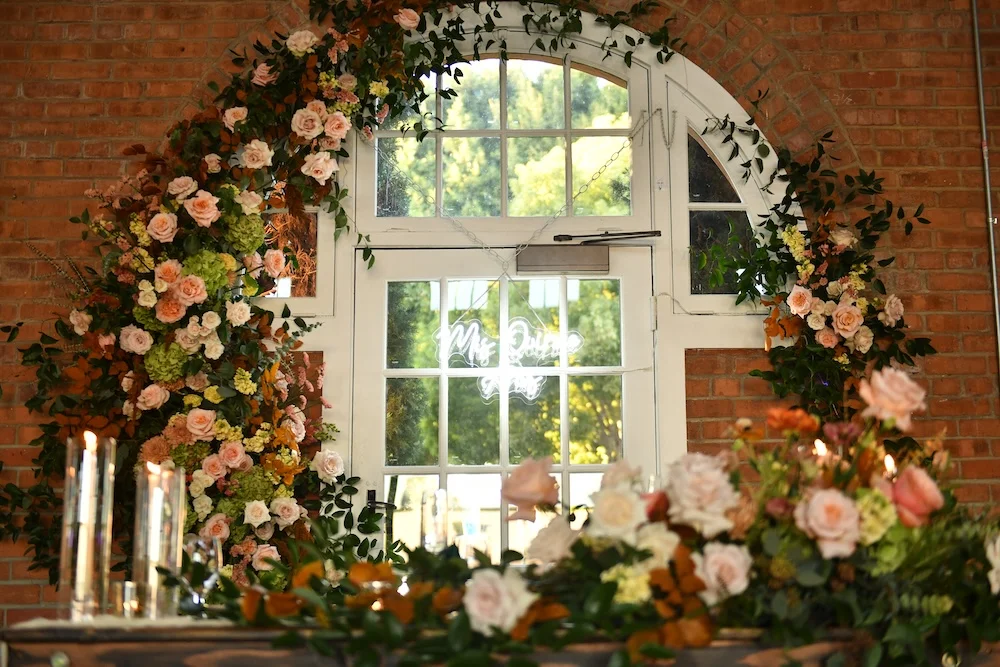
[381, 592, 414, 625]
[431, 586, 464, 615]
[345, 591, 379, 609]
[404, 581, 435, 600]
[265, 592, 302, 618]
[510, 599, 570, 642]
[291, 560, 325, 589]
[626, 629, 663, 663]
[241, 587, 264, 623]
[766, 407, 819, 434]
[348, 561, 396, 588]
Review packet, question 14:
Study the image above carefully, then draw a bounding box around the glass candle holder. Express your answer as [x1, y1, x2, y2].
[420, 489, 449, 554]
[132, 462, 186, 619]
[58, 431, 116, 621]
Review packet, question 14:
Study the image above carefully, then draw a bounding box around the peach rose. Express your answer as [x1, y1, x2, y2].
[394, 8, 420, 30]
[136, 384, 170, 411]
[236, 454, 254, 472]
[859, 367, 927, 431]
[815, 327, 839, 349]
[154, 293, 186, 324]
[186, 408, 217, 441]
[501, 457, 559, 521]
[786, 285, 813, 318]
[69, 309, 92, 336]
[202, 453, 227, 480]
[219, 440, 246, 469]
[252, 544, 281, 571]
[879, 294, 904, 327]
[291, 108, 324, 140]
[238, 139, 273, 170]
[235, 189, 263, 215]
[300, 151, 339, 185]
[285, 30, 318, 57]
[173, 274, 209, 306]
[166, 176, 198, 200]
[119, 324, 153, 355]
[222, 106, 248, 132]
[324, 111, 351, 141]
[693, 542, 753, 606]
[251, 63, 278, 87]
[306, 100, 328, 120]
[186, 372, 209, 391]
[146, 212, 178, 243]
[831, 301, 864, 339]
[183, 190, 221, 228]
[262, 249, 286, 279]
[98, 332, 116, 350]
[891, 466, 944, 527]
[794, 488, 860, 559]
[199, 513, 230, 542]
[269, 497, 301, 529]
[154, 259, 183, 285]
[203, 153, 222, 173]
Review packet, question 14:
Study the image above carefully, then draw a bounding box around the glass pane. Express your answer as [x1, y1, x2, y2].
[441, 59, 500, 130]
[387, 281, 440, 369]
[382, 74, 436, 131]
[507, 58, 564, 130]
[569, 375, 622, 464]
[572, 137, 631, 216]
[569, 472, 603, 529]
[449, 474, 502, 563]
[447, 280, 499, 368]
[448, 377, 499, 465]
[508, 279, 560, 369]
[384, 474, 438, 552]
[567, 279, 621, 367]
[385, 377, 438, 466]
[689, 210, 753, 295]
[376, 137, 436, 217]
[509, 378, 561, 463]
[571, 66, 629, 129]
[508, 136, 565, 217]
[442, 136, 501, 217]
[689, 131, 739, 203]
[509, 509, 556, 562]
[263, 211, 317, 298]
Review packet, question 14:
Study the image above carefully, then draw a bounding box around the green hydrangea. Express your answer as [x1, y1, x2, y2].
[133, 305, 168, 333]
[183, 250, 229, 294]
[230, 523, 250, 543]
[214, 497, 243, 521]
[857, 488, 897, 546]
[230, 467, 275, 506]
[224, 213, 266, 255]
[870, 523, 915, 576]
[171, 441, 211, 472]
[145, 343, 187, 383]
[258, 570, 287, 590]
[184, 500, 197, 533]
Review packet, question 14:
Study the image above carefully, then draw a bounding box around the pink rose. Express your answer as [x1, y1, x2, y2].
[218, 441, 246, 469]
[794, 488, 860, 559]
[463, 568, 536, 636]
[786, 285, 813, 318]
[154, 259, 183, 285]
[186, 408, 217, 441]
[338, 73, 357, 91]
[263, 249, 286, 279]
[173, 275, 209, 306]
[236, 454, 254, 472]
[254, 521, 275, 541]
[291, 108, 324, 140]
[269, 497, 302, 529]
[119, 324, 153, 355]
[203, 153, 222, 173]
[200, 513, 230, 542]
[243, 252, 263, 279]
[765, 497, 793, 518]
[202, 454, 227, 480]
[251, 63, 278, 87]
[300, 151, 339, 185]
[879, 294, 904, 327]
[306, 100, 328, 119]
[815, 327, 839, 349]
[859, 367, 927, 431]
[183, 190, 221, 228]
[693, 542, 753, 606]
[394, 8, 420, 30]
[136, 384, 170, 411]
[166, 176, 198, 200]
[501, 457, 559, 521]
[251, 544, 281, 571]
[186, 372, 209, 391]
[324, 111, 351, 141]
[239, 139, 273, 170]
[831, 302, 864, 339]
[891, 466, 944, 527]
[154, 293, 186, 324]
[376, 103, 390, 124]
[222, 106, 248, 132]
[310, 449, 345, 484]
[318, 137, 341, 151]
[146, 212, 178, 243]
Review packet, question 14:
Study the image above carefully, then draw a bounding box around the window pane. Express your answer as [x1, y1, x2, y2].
[449, 474, 502, 563]
[263, 211, 317, 297]
[568, 279, 621, 367]
[688, 131, 739, 203]
[376, 137, 436, 217]
[385, 377, 438, 466]
[387, 281, 440, 369]
[442, 136, 501, 217]
[447, 280, 500, 368]
[571, 66, 629, 129]
[508, 279, 560, 369]
[442, 59, 500, 130]
[384, 474, 438, 552]
[507, 58, 564, 130]
[689, 210, 754, 295]
[572, 137, 631, 216]
[381, 74, 436, 131]
[508, 136, 566, 216]
[569, 375, 622, 464]
[448, 377, 499, 465]
[569, 472, 603, 529]
[509, 377, 561, 463]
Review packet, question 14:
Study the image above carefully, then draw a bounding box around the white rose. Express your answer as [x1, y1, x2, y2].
[879, 294, 905, 327]
[190, 470, 213, 498]
[122, 400, 136, 419]
[830, 226, 857, 248]
[986, 535, 1000, 570]
[236, 190, 263, 215]
[282, 417, 306, 443]
[203, 335, 224, 360]
[120, 371, 135, 393]
[69, 309, 92, 336]
[204, 153, 222, 174]
[173, 329, 202, 354]
[239, 139, 274, 170]
[137, 291, 157, 308]
[269, 497, 302, 529]
[806, 311, 827, 331]
[827, 281, 843, 299]
[243, 500, 271, 528]
[599, 461, 641, 490]
[665, 453, 739, 539]
[251, 544, 281, 571]
[226, 300, 251, 326]
[285, 30, 318, 57]
[201, 311, 221, 330]
[463, 568, 537, 636]
[166, 176, 198, 200]
[587, 486, 647, 544]
[193, 494, 213, 521]
[310, 449, 344, 484]
[636, 523, 681, 570]
[852, 325, 874, 354]
[693, 542, 753, 606]
[153, 278, 169, 293]
[526, 519, 578, 564]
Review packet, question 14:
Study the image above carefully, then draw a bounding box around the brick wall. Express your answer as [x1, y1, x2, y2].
[0, 0, 998, 624]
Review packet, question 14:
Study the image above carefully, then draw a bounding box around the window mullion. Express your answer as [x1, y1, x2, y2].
[499, 275, 510, 555]
[439, 278, 449, 493]
[564, 58, 573, 216]
[435, 78, 444, 220]
[559, 275, 570, 509]
[499, 59, 509, 219]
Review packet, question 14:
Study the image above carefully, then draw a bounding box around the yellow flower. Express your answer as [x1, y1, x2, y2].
[131, 248, 155, 273]
[600, 564, 651, 605]
[203, 386, 224, 404]
[130, 215, 151, 247]
[370, 80, 389, 98]
[233, 368, 257, 395]
[184, 394, 203, 408]
[219, 253, 237, 273]
[214, 418, 244, 442]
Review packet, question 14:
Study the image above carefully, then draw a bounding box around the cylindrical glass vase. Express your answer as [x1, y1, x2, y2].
[132, 462, 186, 618]
[58, 431, 116, 621]
[420, 489, 449, 554]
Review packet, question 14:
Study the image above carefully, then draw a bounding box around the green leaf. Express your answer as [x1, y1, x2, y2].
[864, 643, 883, 667]
[762, 528, 781, 556]
[448, 610, 471, 651]
[607, 649, 630, 667]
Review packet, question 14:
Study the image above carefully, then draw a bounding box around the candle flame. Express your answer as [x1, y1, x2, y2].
[146, 461, 161, 474]
[884, 454, 897, 476]
[813, 439, 828, 457]
[83, 430, 98, 452]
